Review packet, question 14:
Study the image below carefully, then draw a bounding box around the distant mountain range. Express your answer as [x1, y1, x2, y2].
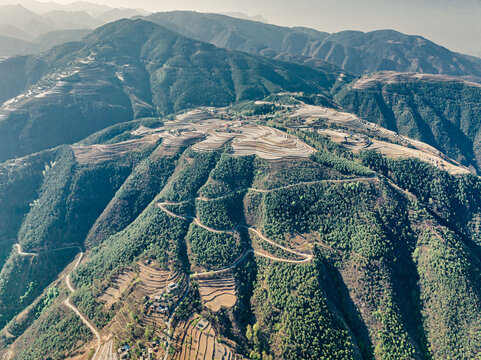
[143, 11, 481, 77]
[0, 2, 149, 56]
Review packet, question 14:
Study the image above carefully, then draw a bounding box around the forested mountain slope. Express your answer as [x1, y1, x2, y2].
[143, 11, 481, 77]
[0, 18, 343, 163]
[1, 98, 481, 360]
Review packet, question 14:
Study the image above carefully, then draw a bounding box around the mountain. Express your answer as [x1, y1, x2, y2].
[143, 11, 481, 77]
[220, 11, 269, 23]
[1, 95, 481, 360]
[0, 18, 345, 163]
[0, 4, 55, 36]
[0, 9, 481, 360]
[0, 2, 150, 57]
[42, 10, 103, 29]
[334, 72, 481, 171]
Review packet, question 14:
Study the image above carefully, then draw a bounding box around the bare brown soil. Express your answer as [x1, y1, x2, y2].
[352, 71, 481, 89]
[98, 270, 135, 309]
[198, 272, 237, 312]
[72, 134, 160, 164]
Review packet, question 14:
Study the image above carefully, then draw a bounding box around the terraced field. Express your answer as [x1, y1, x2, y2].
[72, 134, 160, 164]
[146, 108, 316, 160]
[197, 272, 237, 312]
[138, 262, 182, 296]
[95, 340, 117, 360]
[99, 270, 135, 309]
[173, 315, 237, 360]
[351, 71, 481, 89]
[290, 104, 470, 174]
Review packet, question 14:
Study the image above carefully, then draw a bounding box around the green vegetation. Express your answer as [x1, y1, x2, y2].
[360, 151, 481, 239]
[0, 147, 59, 242]
[229, 101, 282, 116]
[196, 191, 245, 230]
[336, 81, 481, 169]
[413, 226, 481, 359]
[159, 149, 220, 202]
[199, 153, 254, 198]
[86, 145, 178, 247]
[0, 247, 78, 329]
[187, 225, 243, 270]
[252, 261, 355, 359]
[252, 157, 344, 190]
[81, 118, 163, 145]
[74, 206, 189, 288]
[16, 305, 92, 360]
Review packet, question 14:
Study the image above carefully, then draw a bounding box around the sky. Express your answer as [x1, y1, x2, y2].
[8, 0, 481, 56]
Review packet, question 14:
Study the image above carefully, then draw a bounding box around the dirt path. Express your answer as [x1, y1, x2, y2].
[191, 250, 254, 279]
[157, 201, 313, 265]
[14, 243, 83, 257]
[240, 226, 313, 262]
[249, 177, 377, 193]
[63, 251, 102, 360]
[13, 244, 37, 256]
[64, 298, 101, 358]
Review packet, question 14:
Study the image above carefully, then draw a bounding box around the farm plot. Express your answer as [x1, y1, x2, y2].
[138, 262, 182, 296]
[230, 125, 315, 160]
[351, 71, 481, 89]
[173, 315, 237, 360]
[290, 104, 470, 174]
[72, 134, 160, 164]
[318, 128, 470, 175]
[197, 272, 237, 312]
[99, 270, 135, 309]
[94, 340, 117, 360]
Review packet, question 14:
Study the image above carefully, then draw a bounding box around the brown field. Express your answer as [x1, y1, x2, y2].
[173, 315, 237, 360]
[290, 105, 470, 175]
[351, 71, 481, 89]
[149, 107, 316, 160]
[94, 340, 117, 360]
[197, 272, 237, 312]
[98, 270, 135, 309]
[318, 128, 470, 175]
[72, 134, 160, 164]
[138, 262, 182, 296]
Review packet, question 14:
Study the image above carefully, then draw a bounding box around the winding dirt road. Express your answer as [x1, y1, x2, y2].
[157, 200, 313, 265]
[63, 251, 102, 360]
[14, 243, 83, 257]
[248, 177, 377, 193]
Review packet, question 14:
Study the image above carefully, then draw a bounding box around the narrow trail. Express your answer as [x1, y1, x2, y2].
[14, 243, 83, 257]
[248, 177, 377, 193]
[239, 226, 313, 262]
[191, 250, 254, 278]
[2, 245, 86, 360]
[63, 252, 102, 360]
[157, 202, 313, 265]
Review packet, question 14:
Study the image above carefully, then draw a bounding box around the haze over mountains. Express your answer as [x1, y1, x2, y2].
[0, 0, 149, 56]
[0, 3, 481, 360]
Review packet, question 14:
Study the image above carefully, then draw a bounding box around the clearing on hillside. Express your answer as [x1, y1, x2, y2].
[72, 134, 160, 164]
[98, 270, 136, 309]
[197, 272, 237, 312]
[290, 104, 470, 174]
